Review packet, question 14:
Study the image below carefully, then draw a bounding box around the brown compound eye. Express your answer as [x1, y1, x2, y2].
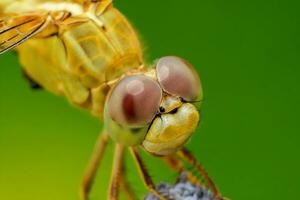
[107, 75, 162, 127]
[156, 56, 202, 101]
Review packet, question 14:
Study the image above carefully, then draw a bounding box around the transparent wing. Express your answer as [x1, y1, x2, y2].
[0, 13, 50, 54]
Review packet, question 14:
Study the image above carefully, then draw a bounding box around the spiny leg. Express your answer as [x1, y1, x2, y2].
[108, 144, 125, 200]
[162, 155, 202, 186]
[130, 147, 169, 200]
[177, 147, 221, 198]
[120, 162, 137, 200]
[163, 155, 184, 171]
[80, 131, 110, 200]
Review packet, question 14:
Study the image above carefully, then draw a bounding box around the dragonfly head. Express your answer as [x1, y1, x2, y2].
[104, 56, 203, 156]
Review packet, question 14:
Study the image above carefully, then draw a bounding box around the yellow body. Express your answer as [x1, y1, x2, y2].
[1, 0, 143, 118]
[0, 2, 225, 200]
[0, 0, 200, 152]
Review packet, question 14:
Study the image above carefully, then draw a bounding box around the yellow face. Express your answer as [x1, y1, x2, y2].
[105, 56, 203, 156]
[143, 96, 200, 156]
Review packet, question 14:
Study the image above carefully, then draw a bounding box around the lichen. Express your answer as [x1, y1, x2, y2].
[144, 172, 218, 200]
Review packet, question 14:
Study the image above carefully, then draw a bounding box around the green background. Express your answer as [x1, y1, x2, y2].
[1, 0, 299, 199]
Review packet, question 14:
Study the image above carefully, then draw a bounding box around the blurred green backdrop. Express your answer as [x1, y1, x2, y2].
[1, 0, 300, 199]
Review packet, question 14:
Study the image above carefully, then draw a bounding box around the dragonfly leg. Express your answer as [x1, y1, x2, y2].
[130, 147, 169, 200]
[163, 154, 184, 172]
[162, 155, 202, 186]
[177, 148, 222, 199]
[108, 144, 125, 200]
[120, 168, 137, 200]
[80, 131, 110, 200]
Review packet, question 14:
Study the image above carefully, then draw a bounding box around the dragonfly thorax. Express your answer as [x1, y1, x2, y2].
[13, 3, 143, 118]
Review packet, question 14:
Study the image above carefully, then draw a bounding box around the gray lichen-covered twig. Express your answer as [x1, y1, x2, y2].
[144, 172, 219, 200]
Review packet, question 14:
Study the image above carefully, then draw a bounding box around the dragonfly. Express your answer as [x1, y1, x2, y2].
[0, 0, 225, 200]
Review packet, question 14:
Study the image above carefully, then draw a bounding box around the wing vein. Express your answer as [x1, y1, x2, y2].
[0, 18, 37, 34]
[6, 33, 19, 41]
[0, 16, 50, 54]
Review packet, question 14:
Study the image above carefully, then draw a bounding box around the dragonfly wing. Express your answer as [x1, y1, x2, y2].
[0, 13, 50, 54]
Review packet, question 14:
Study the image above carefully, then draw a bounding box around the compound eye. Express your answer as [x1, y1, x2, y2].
[107, 75, 162, 127]
[156, 56, 202, 101]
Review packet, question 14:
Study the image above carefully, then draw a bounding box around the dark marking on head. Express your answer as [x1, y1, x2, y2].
[146, 114, 159, 134]
[159, 106, 165, 113]
[169, 108, 178, 114]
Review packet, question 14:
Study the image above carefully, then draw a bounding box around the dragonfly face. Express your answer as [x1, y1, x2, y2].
[105, 56, 203, 156]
